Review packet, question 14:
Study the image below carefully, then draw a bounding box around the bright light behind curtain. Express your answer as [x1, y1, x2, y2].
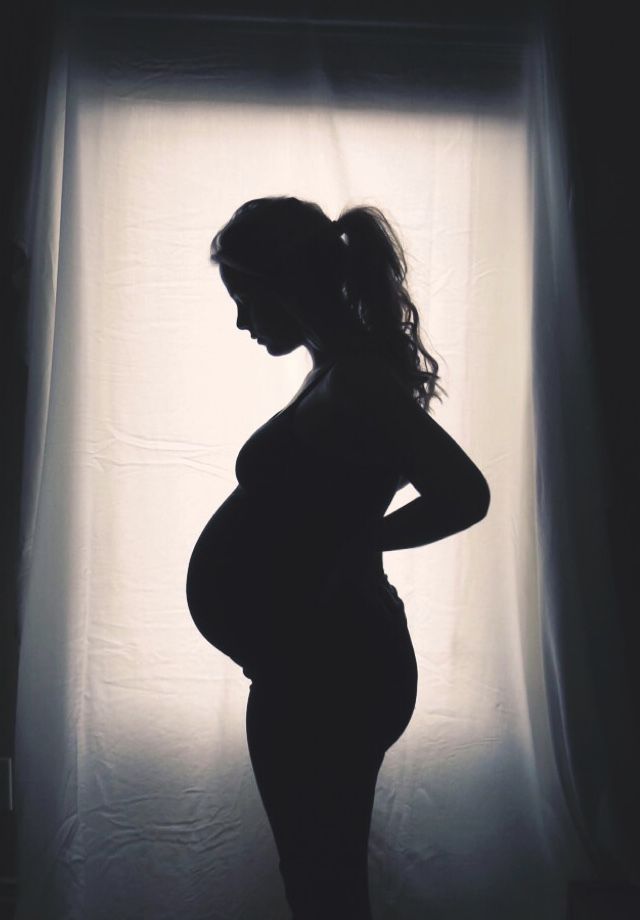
[15, 11, 588, 920]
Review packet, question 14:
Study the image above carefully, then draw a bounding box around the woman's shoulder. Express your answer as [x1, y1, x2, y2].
[293, 343, 411, 474]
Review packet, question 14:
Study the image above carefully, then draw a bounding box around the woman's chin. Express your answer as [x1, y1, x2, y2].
[258, 338, 299, 356]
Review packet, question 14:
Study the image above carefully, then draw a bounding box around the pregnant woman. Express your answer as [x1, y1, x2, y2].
[186, 196, 490, 920]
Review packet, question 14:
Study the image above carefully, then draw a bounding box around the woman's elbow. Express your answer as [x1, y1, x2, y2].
[467, 476, 491, 524]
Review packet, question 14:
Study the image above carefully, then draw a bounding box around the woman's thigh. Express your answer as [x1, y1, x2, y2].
[245, 675, 385, 917]
[246, 675, 385, 846]
[244, 580, 418, 917]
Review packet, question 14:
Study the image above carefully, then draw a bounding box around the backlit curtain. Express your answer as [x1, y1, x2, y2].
[13, 6, 630, 919]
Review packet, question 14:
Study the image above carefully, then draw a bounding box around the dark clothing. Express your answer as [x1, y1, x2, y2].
[246, 574, 417, 920]
[186, 349, 405, 679]
[186, 350, 418, 918]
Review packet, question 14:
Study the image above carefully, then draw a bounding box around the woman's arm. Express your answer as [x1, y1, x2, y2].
[368, 489, 489, 553]
[327, 352, 491, 552]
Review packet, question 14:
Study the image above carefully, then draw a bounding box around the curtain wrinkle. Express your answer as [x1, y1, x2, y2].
[16, 33, 69, 632]
[14, 27, 92, 920]
[527, 33, 640, 883]
[14, 6, 633, 920]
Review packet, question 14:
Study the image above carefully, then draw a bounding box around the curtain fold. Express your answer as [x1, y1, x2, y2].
[526, 32, 640, 883]
[12, 6, 634, 919]
[13, 23, 88, 920]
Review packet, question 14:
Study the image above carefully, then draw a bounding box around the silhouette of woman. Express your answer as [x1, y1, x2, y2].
[186, 197, 490, 920]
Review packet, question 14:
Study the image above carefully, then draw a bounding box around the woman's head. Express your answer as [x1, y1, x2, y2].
[211, 197, 350, 358]
[217, 261, 305, 356]
[210, 196, 445, 412]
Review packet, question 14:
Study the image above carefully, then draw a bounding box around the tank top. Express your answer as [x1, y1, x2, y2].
[185, 349, 404, 673]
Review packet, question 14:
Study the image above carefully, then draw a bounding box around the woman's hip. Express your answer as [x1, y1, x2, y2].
[246, 574, 418, 744]
[247, 572, 412, 669]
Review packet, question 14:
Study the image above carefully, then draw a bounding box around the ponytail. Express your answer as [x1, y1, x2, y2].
[211, 195, 445, 414]
[336, 205, 446, 414]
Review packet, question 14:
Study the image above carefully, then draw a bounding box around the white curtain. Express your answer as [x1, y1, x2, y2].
[14, 9, 601, 919]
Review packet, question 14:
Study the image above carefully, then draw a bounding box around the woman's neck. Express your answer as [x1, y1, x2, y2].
[307, 326, 371, 371]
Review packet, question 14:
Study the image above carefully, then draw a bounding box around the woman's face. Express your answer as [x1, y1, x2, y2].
[219, 264, 308, 356]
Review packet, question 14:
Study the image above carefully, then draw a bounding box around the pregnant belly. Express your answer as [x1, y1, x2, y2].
[185, 486, 335, 666]
[186, 485, 393, 678]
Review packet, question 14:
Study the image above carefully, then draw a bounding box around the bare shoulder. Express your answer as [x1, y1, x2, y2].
[292, 346, 418, 472]
[290, 349, 390, 465]
[320, 346, 490, 504]
[324, 348, 426, 465]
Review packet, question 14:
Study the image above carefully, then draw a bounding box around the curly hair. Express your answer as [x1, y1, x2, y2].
[210, 196, 446, 414]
